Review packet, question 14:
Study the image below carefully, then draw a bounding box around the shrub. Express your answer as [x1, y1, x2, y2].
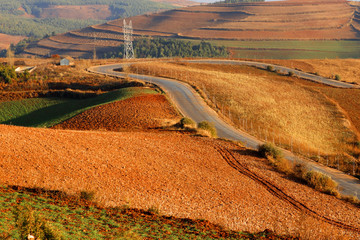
[341, 195, 360, 205]
[334, 74, 341, 81]
[179, 117, 196, 128]
[288, 71, 295, 77]
[14, 205, 64, 240]
[258, 143, 283, 160]
[293, 163, 307, 179]
[147, 205, 161, 215]
[197, 121, 217, 137]
[304, 171, 338, 195]
[266, 65, 274, 72]
[80, 191, 95, 201]
[272, 157, 292, 174]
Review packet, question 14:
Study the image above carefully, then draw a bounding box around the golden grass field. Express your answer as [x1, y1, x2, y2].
[129, 61, 358, 159]
[261, 59, 360, 85]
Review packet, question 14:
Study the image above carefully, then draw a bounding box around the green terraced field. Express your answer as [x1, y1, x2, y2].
[189, 40, 360, 59]
[0, 87, 157, 128]
[0, 185, 295, 239]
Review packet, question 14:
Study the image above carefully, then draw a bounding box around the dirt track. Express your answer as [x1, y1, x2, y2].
[1, 124, 360, 238]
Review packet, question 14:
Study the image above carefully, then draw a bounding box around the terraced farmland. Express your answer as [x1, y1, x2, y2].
[24, 0, 360, 58]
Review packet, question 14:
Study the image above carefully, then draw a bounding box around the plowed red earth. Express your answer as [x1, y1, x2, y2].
[53, 94, 180, 131]
[1, 124, 360, 238]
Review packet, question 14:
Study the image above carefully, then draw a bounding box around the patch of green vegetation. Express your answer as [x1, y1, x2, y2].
[0, 87, 156, 127]
[0, 185, 297, 239]
[0, 14, 102, 38]
[100, 38, 229, 59]
[258, 143, 283, 160]
[188, 40, 360, 59]
[198, 121, 217, 138]
[0, 0, 172, 38]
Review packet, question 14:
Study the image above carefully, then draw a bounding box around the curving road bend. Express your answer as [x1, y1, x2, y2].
[89, 60, 360, 196]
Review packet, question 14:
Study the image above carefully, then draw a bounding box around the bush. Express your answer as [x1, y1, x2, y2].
[147, 205, 160, 215]
[258, 143, 283, 160]
[334, 74, 341, 81]
[288, 71, 295, 77]
[14, 205, 64, 240]
[179, 117, 195, 128]
[272, 157, 292, 174]
[80, 191, 95, 201]
[342, 195, 360, 205]
[266, 65, 274, 72]
[197, 121, 217, 137]
[293, 163, 307, 179]
[304, 171, 338, 195]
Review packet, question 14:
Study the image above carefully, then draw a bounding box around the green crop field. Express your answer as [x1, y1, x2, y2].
[189, 40, 360, 59]
[0, 87, 156, 128]
[1, 185, 273, 239]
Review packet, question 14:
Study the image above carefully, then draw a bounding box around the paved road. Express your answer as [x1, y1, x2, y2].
[89, 61, 360, 196]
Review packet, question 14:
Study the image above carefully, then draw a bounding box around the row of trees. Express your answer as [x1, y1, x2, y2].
[0, 14, 102, 38]
[99, 38, 229, 59]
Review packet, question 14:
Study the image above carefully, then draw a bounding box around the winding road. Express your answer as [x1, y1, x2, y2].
[89, 59, 360, 196]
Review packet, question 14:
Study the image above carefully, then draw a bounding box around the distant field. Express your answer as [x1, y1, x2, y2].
[259, 59, 360, 84]
[0, 33, 25, 50]
[0, 88, 157, 128]
[205, 40, 360, 59]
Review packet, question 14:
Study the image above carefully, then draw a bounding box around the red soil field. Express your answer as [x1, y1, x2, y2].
[1, 124, 360, 238]
[0, 34, 25, 50]
[40, 5, 112, 20]
[25, 0, 358, 57]
[54, 94, 180, 131]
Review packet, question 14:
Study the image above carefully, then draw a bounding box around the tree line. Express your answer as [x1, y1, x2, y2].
[0, 0, 172, 37]
[99, 38, 229, 59]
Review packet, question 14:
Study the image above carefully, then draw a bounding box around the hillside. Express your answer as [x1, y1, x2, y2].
[23, 0, 360, 58]
[1, 124, 360, 238]
[0, 186, 296, 239]
[0, 0, 180, 49]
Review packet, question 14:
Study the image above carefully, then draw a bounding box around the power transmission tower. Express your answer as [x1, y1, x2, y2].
[123, 19, 134, 59]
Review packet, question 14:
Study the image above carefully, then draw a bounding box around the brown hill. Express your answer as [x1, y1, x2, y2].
[24, 0, 360, 58]
[0, 34, 25, 50]
[1, 124, 360, 238]
[150, 0, 198, 7]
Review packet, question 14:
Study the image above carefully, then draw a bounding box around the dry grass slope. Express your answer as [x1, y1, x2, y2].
[130, 61, 354, 156]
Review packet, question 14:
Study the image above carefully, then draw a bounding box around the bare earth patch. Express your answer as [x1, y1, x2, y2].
[53, 94, 180, 131]
[0, 34, 25, 50]
[1, 124, 360, 238]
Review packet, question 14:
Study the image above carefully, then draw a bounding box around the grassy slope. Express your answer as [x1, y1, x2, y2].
[0, 87, 157, 127]
[259, 59, 360, 84]
[0, 186, 290, 239]
[205, 40, 360, 59]
[131, 62, 353, 155]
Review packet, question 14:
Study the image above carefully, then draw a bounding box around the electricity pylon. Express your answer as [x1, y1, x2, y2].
[123, 19, 134, 59]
